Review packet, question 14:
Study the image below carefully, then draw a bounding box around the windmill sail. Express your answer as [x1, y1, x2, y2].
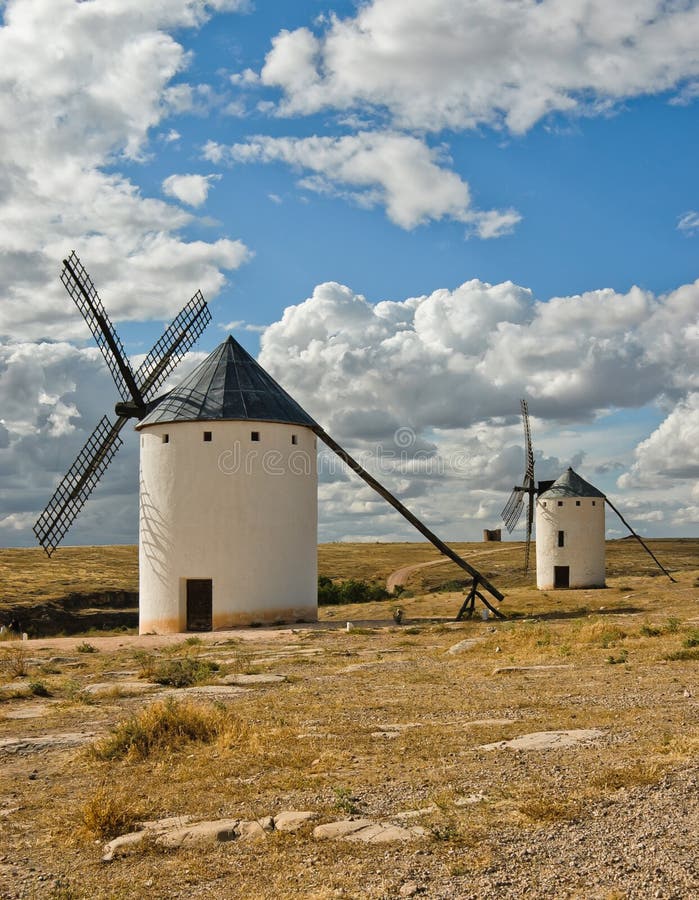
[33, 416, 126, 556]
[502, 485, 525, 532]
[136, 291, 211, 400]
[61, 252, 143, 407]
[501, 398, 536, 572]
[521, 399, 535, 572]
[34, 252, 210, 555]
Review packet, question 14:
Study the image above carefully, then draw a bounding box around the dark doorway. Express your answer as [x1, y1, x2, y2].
[186, 579, 213, 631]
[554, 566, 570, 589]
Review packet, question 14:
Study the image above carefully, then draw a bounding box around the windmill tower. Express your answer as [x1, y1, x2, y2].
[535, 468, 606, 589]
[136, 337, 318, 633]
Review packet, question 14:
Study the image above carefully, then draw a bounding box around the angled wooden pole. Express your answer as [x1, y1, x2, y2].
[313, 425, 505, 612]
[605, 498, 676, 583]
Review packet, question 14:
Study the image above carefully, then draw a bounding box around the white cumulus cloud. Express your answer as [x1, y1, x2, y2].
[258, 278, 699, 437]
[204, 132, 520, 234]
[619, 393, 699, 486]
[162, 173, 222, 207]
[260, 0, 699, 133]
[0, 0, 251, 341]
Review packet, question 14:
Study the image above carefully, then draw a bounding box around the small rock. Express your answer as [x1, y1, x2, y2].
[236, 820, 269, 841]
[446, 639, 478, 655]
[274, 811, 317, 832]
[102, 830, 148, 862]
[399, 882, 419, 897]
[157, 818, 241, 849]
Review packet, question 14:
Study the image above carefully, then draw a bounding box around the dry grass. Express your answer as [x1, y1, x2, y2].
[89, 698, 237, 760]
[80, 785, 152, 840]
[0, 540, 697, 898]
[0, 642, 31, 678]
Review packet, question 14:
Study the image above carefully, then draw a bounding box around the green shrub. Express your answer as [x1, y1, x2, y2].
[665, 647, 699, 662]
[318, 576, 389, 606]
[639, 623, 662, 637]
[683, 629, 699, 648]
[149, 656, 219, 688]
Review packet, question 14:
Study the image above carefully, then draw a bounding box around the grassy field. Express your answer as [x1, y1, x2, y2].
[0, 540, 697, 897]
[1, 538, 695, 633]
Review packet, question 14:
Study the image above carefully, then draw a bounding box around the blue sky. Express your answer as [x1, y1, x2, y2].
[1, 0, 698, 548]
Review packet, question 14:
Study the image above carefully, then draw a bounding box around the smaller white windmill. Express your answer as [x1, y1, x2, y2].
[501, 400, 676, 589]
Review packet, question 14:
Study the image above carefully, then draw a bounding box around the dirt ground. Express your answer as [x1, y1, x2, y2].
[0, 540, 698, 899]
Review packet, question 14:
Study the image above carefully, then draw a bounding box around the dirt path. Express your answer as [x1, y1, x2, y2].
[386, 545, 515, 593]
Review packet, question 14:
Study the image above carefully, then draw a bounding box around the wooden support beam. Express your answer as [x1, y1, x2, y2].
[605, 498, 676, 583]
[313, 425, 505, 609]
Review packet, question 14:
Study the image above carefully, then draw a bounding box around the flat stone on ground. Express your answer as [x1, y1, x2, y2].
[0, 731, 99, 756]
[4, 703, 56, 719]
[492, 664, 574, 674]
[221, 673, 287, 685]
[313, 819, 427, 843]
[478, 728, 605, 751]
[82, 681, 159, 696]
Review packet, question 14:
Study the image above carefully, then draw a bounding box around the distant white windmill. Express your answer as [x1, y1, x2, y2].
[501, 399, 676, 589]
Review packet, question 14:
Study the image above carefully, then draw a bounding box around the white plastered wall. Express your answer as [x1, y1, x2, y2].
[535, 496, 606, 589]
[138, 420, 318, 633]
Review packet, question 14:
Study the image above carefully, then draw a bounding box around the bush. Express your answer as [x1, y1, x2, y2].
[90, 698, 234, 760]
[318, 576, 389, 606]
[148, 656, 219, 688]
[81, 786, 149, 839]
[683, 629, 699, 649]
[1, 644, 30, 678]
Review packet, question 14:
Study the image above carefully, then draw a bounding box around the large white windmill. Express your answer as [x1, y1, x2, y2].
[35, 254, 508, 632]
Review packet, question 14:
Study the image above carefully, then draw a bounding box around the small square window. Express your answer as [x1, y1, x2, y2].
[592, 500, 596, 506]
[557, 500, 563, 507]
[162, 434, 169, 444]
[203, 431, 212, 442]
[576, 500, 581, 507]
[291, 434, 298, 445]
[542, 501, 547, 507]
[251, 431, 260, 442]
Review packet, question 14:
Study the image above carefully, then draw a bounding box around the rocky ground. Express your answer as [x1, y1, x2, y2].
[1, 552, 698, 899]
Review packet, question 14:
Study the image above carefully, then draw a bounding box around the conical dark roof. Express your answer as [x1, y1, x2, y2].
[539, 467, 605, 499]
[137, 336, 316, 429]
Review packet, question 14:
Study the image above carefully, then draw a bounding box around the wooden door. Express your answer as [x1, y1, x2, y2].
[554, 566, 570, 589]
[186, 579, 212, 631]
